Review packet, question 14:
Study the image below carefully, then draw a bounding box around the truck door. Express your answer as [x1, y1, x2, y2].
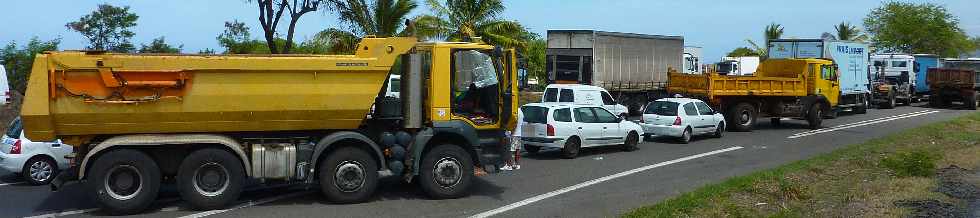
[815, 64, 841, 106]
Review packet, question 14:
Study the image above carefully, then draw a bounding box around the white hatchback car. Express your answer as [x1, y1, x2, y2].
[640, 98, 725, 143]
[520, 103, 643, 158]
[0, 118, 72, 185]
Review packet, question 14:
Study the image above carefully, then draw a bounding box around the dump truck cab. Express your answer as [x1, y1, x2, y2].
[22, 37, 519, 214]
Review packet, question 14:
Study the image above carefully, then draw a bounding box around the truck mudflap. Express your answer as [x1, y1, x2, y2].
[50, 166, 79, 191]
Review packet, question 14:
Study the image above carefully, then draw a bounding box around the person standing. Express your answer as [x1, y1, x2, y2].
[500, 108, 523, 171]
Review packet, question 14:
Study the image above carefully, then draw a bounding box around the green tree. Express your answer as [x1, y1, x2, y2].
[746, 22, 783, 57]
[198, 48, 217, 54]
[727, 47, 759, 57]
[834, 21, 867, 41]
[66, 4, 138, 53]
[524, 38, 546, 84]
[253, 0, 329, 54]
[864, 2, 973, 57]
[139, 37, 183, 53]
[414, 0, 530, 49]
[217, 20, 266, 54]
[0, 37, 61, 93]
[319, 0, 418, 54]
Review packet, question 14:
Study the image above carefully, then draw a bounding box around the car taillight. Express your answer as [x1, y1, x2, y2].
[10, 139, 22, 154]
[547, 124, 555, 136]
[673, 116, 682, 126]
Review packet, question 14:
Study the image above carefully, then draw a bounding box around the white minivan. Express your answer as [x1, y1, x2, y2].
[542, 84, 629, 117]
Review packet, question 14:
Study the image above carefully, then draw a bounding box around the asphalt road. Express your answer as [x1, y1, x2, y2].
[0, 104, 974, 218]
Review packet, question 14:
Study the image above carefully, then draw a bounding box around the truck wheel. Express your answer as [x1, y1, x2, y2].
[23, 156, 58, 185]
[880, 92, 896, 109]
[728, 102, 756, 132]
[966, 93, 977, 110]
[561, 138, 581, 159]
[88, 149, 161, 215]
[622, 132, 639, 151]
[176, 148, 245, 210]
[419, 144, 474, 199]
[807, 103, 824, 130]
[319, 146, 379, 203]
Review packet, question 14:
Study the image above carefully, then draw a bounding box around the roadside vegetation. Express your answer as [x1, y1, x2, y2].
[624, 112, 980, 218]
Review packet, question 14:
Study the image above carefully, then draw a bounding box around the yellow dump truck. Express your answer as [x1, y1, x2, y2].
[669, 58, 840, 131]
[21, 37, 519, 214]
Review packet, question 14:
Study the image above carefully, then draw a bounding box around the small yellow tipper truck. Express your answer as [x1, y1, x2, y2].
[20, 37, 518, 214]
[669, 58, 841, 131]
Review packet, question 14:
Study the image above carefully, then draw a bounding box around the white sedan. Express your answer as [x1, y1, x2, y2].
[520, 103, 644, 159]
[640, 98, 726, 143]
[0, 118, 72, 185]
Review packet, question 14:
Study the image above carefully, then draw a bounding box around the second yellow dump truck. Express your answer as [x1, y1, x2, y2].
[669, 58, 840, 131]
[21, 37, 518, 214]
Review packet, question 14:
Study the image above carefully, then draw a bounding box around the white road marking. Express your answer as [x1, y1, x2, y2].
[788, 110, 940, 139]
[24, 208, 98, 218]
[468, 146, 744, 218]
[0, 182, 25, 186]
[178, 190, 315, 218]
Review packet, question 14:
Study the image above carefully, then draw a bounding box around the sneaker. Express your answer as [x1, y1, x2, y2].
[513, 164, 521, 170]
[499, 165, 513, 171]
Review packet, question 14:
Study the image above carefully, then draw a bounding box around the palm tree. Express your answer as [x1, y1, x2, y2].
[746, 23, 784, 58]
[414, 0, 530, 49]
[834, 21, 867, 41]
[320, 0, 418, 54]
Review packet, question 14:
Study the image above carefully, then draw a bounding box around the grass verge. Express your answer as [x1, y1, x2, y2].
[624, 111, 980, 218]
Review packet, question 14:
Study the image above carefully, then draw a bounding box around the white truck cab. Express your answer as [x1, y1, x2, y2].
[542, 84, 629, 117]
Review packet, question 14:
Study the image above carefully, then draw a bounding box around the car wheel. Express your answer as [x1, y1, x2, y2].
[713, 122, 724, 138]
[419, 144, 473, 199]
[88, 149, 161, 215]
[807, 103, 824, 130]
[319, 146, 379, 203]
[176, 148, 245, 210]
[678, 127, 692, 144]
[23, 156, 57, 185]
[622, 132, 639, 152]
[523, 144, 540, 154]
[561, 138, 581, 159]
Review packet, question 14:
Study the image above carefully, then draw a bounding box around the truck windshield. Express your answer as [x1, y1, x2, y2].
[644, 101, 679, 116]
[521, 106, 549, 124]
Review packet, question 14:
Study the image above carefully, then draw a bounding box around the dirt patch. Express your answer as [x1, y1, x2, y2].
[893, 200, 963, 218]
[936, 166, 980, 200]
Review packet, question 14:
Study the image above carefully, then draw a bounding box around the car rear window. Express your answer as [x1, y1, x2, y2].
[522, 106, 549, 124]
[553, 108, 572, 122]
[645, 101, 678, 116]
[6, 117, 22, 138]
[543, 88, 558, 102]
[559, 89, 574, 102]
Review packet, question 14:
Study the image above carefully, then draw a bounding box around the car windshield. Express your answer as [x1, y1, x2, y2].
[522, 106, 549, 124]
[6, 117, 22, 138]
[645, 101, 679, 116]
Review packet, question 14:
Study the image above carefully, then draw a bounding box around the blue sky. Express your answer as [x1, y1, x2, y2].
[1, 0, 978, 61]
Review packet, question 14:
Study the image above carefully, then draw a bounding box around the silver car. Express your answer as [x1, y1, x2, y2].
[0, 117, 72, 185]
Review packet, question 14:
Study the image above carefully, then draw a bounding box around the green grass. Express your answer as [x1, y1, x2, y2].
[624, 112, 980, 218]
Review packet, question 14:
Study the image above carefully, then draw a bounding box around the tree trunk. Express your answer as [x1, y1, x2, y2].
[283, 17, 300, 54]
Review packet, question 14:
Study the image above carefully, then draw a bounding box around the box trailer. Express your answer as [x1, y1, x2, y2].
[769, 39, 871, 115]
[546, 30, 684, 114]
[683, 46, 703, 74]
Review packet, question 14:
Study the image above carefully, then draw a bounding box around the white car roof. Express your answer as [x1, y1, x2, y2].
[544, 84, 604, 91]
[654, 98, 702, 104]
[522, 102, 600, 109]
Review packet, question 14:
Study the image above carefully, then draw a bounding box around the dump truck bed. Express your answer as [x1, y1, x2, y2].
[22, 38, 416, 141]
[668, 73, 808, 100]
[927, 68, 977, 89]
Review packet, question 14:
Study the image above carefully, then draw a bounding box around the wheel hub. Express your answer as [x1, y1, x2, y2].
[193, 162, 230, 197]
[739, 111, 750, 124]
[334, 161, 366, 193]
[432, 157, 462, 188]
[30, 161, 52, 182]
[104, 165, 142, 200]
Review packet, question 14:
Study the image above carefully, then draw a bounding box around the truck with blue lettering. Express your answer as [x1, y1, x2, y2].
[768, 39, 871, 116]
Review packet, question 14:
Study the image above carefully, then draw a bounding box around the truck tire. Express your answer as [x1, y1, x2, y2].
[966, 93, 977, 110]
[319, 146, 379, 203]
[807, 103, 824, 130]
[419, 144, 474, 199]
[728, 102, 756, 132]
[176, 148, 245, 210]
[880, 91, 896, 109]
[87, 149, 161, 215]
